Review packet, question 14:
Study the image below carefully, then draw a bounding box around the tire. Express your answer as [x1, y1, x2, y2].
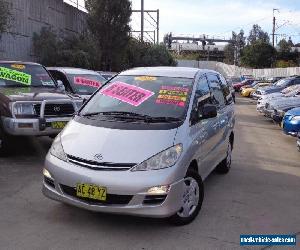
[216, 142, 232, 174]
[0, 127, 11, 157]
[168, 170, 204, 226]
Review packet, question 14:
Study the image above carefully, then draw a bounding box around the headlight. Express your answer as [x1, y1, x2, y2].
[50, 135, 67, 162]
[292, 116, 300, 121]
[131, 144, 183, 171]
[11, 103, 35, 115]
[277, 110, 285, 117]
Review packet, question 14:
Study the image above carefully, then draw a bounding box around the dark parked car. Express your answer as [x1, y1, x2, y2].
[48, 67, 107, 98]
[0, 61, 82, 155]
[233, 79, 255, 92]
[254, 76, 300, 97]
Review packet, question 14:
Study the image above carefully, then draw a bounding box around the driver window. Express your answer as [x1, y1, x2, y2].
[191, 76, 211, 124]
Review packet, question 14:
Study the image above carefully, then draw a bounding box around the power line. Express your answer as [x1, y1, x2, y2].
[216, 15, 272, 36]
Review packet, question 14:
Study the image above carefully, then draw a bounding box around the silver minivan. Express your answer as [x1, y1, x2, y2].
[43, 67, 235, 225]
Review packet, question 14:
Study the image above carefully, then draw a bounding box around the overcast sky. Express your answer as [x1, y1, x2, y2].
[67, 0, 300, 44]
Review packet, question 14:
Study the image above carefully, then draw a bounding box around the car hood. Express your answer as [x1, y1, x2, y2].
[261, 86, 283, 93]
[0, 87, 75, 102]
[61, 120, 178, 164]
[271, 97, 300, 108]
[286, 107, 300, 116]
[262, 92, 283, 100]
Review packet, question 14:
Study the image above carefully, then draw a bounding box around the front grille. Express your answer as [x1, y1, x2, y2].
[60, 185, 133, 205]
[44, 177, 55, 188]
[34, 103, 75, 117]
[143, 195, 167, 205]
[67, 155, 136, 171]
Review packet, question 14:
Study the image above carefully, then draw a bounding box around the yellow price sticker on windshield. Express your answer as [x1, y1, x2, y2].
[135, 76, 157, 81]
[11, 64, 26, 70]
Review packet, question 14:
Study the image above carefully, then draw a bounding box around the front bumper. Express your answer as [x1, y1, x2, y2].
[43, 154, 184, 218]
[282, 120, 300, 137]
[252, 93, 261, 100]
[263, 109, 274, 118]
[272, 112, 285, 123]
[2, 117, 71, 136]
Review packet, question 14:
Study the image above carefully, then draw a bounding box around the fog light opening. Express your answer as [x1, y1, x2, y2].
[147, 185, 170, 195]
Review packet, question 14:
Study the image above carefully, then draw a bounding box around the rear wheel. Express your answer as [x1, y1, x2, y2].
[168, 170, 204, 226]
[216, 142, 232, 174]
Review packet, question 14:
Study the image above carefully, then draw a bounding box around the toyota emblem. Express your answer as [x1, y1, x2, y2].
[53, 106, 61, 112]
[94, 154, 103, 162]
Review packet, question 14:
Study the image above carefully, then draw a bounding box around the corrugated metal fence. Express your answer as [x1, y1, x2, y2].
[177, 60, 300, 78]
[0, 0, 86, 61]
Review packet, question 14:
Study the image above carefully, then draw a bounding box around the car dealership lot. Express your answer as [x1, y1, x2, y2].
[0, 96, 299, 250]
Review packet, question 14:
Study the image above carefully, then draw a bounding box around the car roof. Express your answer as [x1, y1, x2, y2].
[119, 67, 218, 79]
[47, 67, 100, 75]
[0, 61, 42, 66]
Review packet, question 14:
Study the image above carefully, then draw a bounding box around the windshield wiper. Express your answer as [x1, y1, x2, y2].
[145, 116, 183, 123]
[82, 111, 182, 123]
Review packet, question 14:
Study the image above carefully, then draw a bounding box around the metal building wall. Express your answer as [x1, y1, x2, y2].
[0, 0, 86, 61]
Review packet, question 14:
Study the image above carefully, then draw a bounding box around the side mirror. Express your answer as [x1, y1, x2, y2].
[57, 80, 65, 92]
[201, 104, 217, 119]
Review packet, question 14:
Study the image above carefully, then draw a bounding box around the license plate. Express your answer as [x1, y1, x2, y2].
[51, 121, 68, 129]
[76, 183, 107, 201]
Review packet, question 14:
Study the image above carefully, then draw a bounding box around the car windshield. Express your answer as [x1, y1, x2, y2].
[273, 79, 289, 87]
[80, 75, 194, 120]
[67, 73, 107, 95]
[0, 63, 56, 88]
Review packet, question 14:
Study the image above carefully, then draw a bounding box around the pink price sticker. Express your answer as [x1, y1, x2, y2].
[74, 77, 101, 88]
[100, 81, 155, 107]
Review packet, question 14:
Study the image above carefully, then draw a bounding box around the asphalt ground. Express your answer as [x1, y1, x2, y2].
[0, 96, 299, 250]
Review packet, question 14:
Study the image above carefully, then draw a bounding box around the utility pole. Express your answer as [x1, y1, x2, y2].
[157, 9, 159, 44]
[272, 8, 279, 47]
[141, 0, 144, 42]
[132, 8, 160, 44]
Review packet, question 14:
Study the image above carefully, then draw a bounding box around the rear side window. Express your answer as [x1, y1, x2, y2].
[191, 76, 212, 119]
[207, 74, 226, 109]
[218, 74, 233, 104]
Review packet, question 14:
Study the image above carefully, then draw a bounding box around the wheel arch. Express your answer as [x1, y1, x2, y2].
[229, 132, 234, 149]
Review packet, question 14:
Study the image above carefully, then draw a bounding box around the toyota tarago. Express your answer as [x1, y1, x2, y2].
[43, 67, 235, 225]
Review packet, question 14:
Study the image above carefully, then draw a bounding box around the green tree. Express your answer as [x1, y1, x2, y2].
[33, 27, 100, 69]
[241, 40, 276, 68]
[0, 0, 11, 38]
[278, 39, 291, 53]
[247, 24, 269, 45]
[85, 0, 132, 71]
[125, 38, 177, 68]
[276, 39, 299, 66]
[223, 43, 235, 64]
[32, 27, 60, 66]
[224, 30, 246, 65]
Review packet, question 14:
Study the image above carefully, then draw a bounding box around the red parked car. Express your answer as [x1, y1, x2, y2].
[233, 79, 255, 92]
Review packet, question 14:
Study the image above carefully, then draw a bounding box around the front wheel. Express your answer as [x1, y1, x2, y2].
[168, 170, 204, 226]
[0, 127, 11, 156]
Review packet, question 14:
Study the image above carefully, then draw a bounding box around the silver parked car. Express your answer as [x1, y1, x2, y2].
[42, 67, 235, 225]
